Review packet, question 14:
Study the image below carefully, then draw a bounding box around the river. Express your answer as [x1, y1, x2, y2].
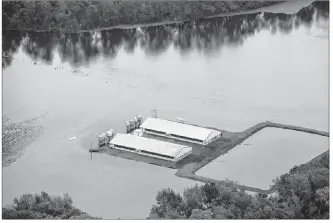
[2, 1, 329, 219]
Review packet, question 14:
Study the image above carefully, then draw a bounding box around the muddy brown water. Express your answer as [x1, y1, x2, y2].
[2, 1, 329, 219]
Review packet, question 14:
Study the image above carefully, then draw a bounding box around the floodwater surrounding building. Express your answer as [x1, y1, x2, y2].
[2, 1, 329, 219]
[109, 133, 193, 162]
[140, 118, 222, 145]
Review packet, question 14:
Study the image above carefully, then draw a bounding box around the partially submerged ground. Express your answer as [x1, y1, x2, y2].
[97, 120, 329, 193]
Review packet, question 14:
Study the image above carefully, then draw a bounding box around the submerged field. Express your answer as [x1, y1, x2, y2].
[196, 128, 329, 190]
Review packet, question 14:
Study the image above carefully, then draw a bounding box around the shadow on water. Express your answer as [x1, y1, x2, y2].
[2, 1, 329, 69]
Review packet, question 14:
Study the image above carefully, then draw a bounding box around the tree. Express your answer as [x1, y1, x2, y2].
[2, 192, 97, 219]
[233, 195, 252, 216]
[189, 209, 213, 219]
[201, 183, 219, 205]
[212, 205, 234, 219]
[150, 188, 184, 219]
[183, 184, 204, 217]
[309, 187, 329, 219]
[308, 168, 329, 191]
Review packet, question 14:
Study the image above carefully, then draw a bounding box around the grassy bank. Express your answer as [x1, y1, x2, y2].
[2, 1, 282, 32]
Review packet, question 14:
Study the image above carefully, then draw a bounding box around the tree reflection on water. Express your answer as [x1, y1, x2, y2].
[2, 1, 329, 69]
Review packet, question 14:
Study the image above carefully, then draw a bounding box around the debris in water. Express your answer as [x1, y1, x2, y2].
[177, 118, 185, 123]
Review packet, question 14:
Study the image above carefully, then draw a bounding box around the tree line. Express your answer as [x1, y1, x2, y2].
[2, 1, 328, 69]
[148, 151, 329, 219]
[2, 1, 280, 32]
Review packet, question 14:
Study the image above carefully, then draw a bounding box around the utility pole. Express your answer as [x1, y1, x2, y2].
[90, 142, 92, 160]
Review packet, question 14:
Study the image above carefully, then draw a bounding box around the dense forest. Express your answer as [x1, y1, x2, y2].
[148, 151, 329, 219]
[2, 1, 329, 69]
[2, 192, 99, 219]
[2, 1, 280, 32]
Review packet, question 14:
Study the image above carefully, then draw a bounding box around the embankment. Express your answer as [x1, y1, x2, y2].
[176, 121, 329, 193]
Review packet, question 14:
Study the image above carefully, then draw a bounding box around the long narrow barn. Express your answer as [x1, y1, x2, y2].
[140, 118, 222, 145]
[109, 134, 192, 162]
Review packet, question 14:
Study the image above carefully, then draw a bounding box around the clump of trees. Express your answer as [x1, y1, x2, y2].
[2, 1, 280, 32]
[2, 192, 99, 219]
[149, 151, 329, 219]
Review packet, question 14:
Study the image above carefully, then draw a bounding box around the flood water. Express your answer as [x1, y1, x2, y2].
[2, 1, 329, 219]
[197, 128, 329, 190]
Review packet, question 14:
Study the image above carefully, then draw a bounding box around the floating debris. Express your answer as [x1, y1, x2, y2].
[69, 137, 77, 141]
[177, 118, 186, 123]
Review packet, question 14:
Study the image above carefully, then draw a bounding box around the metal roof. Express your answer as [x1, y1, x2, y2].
[140, 118, 220, 142]
[110, 133, 191, 158]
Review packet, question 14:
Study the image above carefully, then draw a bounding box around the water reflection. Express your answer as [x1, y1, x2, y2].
[2, 31, 23, 68]
[23, 32, 58, 64]
[2, 1, 329, 68]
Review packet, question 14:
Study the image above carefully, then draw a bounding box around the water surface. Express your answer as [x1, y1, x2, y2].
[197, 128, 329, 189]
[2, 1, 329, 219]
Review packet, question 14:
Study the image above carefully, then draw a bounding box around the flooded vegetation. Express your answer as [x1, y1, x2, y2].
[2, 1, 329, 219]
[2, 114, 45, 167]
